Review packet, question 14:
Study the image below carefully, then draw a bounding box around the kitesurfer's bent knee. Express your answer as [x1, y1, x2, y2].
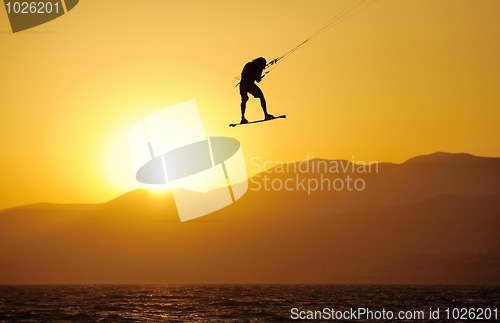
[240, 93, 249, 106]
[239, 89, 248, 118]
[240, 97, 248, 117]
[256, 93, 268, 115]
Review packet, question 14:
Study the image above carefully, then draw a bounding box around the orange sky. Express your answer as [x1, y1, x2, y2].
[1, 0, 499, 209]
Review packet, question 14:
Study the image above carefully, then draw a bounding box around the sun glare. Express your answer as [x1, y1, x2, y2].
[147, 187, 171, 195]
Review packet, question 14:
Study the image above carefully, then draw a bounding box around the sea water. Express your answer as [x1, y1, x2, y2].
[0, 284, 498, 322]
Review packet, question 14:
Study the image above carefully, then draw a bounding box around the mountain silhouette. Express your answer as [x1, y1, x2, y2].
[0, 152, 499, 284]
[239, 151, 500, 216]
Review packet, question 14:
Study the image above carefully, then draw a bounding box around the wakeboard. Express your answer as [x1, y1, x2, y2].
[229, 115, 286, 127]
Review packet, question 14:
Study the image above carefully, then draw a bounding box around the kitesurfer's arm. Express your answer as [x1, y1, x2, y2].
[255, 68, 264, 83]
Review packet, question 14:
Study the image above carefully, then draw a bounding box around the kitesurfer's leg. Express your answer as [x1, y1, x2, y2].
[259, 93, 268, 115]
[257, 92, 274, 120]
[251, 84, 274, 120]
[240, 91, 249, 124]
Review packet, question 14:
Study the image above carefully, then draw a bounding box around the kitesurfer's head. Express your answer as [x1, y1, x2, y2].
[253, 57, 266, 69]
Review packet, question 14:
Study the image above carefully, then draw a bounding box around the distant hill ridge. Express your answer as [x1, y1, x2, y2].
[3, 152, 500, 214]
[0, 152, 499, 284]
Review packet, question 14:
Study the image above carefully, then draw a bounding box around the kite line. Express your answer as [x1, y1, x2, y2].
[236, 0, 378, 85]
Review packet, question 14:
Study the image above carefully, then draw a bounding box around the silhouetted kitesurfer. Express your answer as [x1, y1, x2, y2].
[239, 57, 274, 124]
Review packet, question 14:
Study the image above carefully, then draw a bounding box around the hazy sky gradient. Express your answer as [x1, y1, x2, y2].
[1, 0, 499, 209]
